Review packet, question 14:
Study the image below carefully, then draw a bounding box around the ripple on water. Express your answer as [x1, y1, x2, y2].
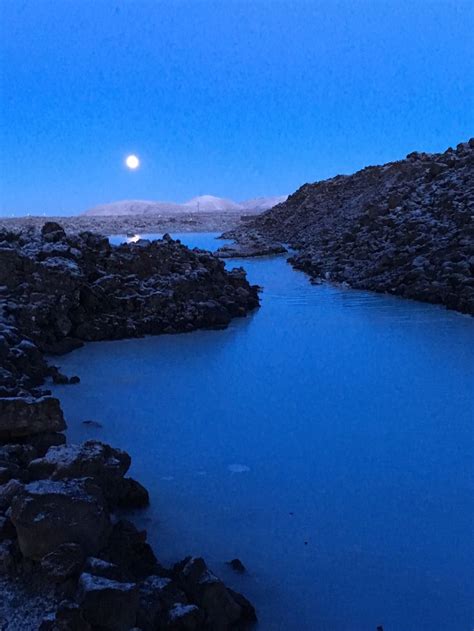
[228, 464, 251, 473]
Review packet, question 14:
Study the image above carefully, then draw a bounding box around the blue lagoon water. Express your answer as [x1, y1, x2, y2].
[108, 232, 231, 249]
[53, 233, 474, 631]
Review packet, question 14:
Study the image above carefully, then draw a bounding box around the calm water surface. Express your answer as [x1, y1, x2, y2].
[54, 233, 474, 631]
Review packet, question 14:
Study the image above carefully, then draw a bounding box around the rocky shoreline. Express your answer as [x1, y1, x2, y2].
[0, 211, 253, 239]
[0, 222, 259, 630]
[224, 139, 474, 315]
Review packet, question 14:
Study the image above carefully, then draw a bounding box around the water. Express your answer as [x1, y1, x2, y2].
[108, 232, 231, 250]
[53, 233, 474, 631]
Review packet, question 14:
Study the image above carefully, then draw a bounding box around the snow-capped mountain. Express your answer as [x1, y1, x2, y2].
[83, 194, 287, 215]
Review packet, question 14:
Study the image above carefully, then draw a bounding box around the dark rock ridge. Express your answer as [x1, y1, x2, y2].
[0, 211, 249, 238]
[216, 238, 287, 259]
[1, 223, 259, 357]
[0, 223, 258, 629]
[224, 139, 474, 314]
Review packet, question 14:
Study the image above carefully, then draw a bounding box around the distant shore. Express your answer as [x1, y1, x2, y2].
[0, 211, 258, 236]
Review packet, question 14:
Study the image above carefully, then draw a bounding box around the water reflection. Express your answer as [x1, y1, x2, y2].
[109, 232, 230, 251]
[127, 234, 141, 243]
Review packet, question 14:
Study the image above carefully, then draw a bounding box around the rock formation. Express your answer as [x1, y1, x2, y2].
[0, 223, 259, 629]
[238, 195, 288, 212]
[225, 139, 474, 314]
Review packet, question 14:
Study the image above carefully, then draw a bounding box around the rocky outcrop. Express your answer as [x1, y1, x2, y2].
[77, 572, 140, 630]
[1, 226, 258, 356]
[0, 322, 49, 397]
[1, 450, 256, 631]
[0, 223, 258, 628]
[40, 543, 85, 583]
[216, 236, 286, 258]
[10, 478, 111, 560]
[173, 557, 257, 629]
[0, 396, 65, 440]
[0, 210, 250, 239]
[226, 139, 474, 314]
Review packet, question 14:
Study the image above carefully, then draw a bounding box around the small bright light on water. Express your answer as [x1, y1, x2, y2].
[125, 154, 140, 169]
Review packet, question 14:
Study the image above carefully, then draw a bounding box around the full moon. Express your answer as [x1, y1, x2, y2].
[125, 154, 140, 170]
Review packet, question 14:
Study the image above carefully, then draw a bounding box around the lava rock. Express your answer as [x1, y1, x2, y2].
[0, 539, 18, 574]
[226, 138, 474, 315]
[26, 432, 67, 457]
[136, 575, 189, 630]
[84, 556, 124, 581]
[228, 588, 257, 623]
[174, 556, 250, 629]
[41, 600, 91, 631]
[77, 572, 139, 631]
[10, 478, 110, 560]
[0, 396, 66, 440]
[227, 558, 246, 573]
[0, 479, 24, 512]
[99, 520, 160, 581]
[166, 603, 204, 630]
[114, 476, 150, 508]
[28, 441, 133, 508]
[40, 543, 85, 583]
[0, 515, 15, 541]
[41, 222, 67, 241]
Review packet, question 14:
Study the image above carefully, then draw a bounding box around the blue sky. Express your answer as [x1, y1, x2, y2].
[1, 0, 473, 216]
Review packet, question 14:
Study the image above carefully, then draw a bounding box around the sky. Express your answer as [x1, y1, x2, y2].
[0, 0, 473, 216]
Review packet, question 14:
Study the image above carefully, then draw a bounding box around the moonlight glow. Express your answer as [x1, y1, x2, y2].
[125, 154, 140, 170]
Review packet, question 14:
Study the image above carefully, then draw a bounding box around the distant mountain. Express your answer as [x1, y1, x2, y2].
[83, 194, 287, 216]
[239, 195, 288, 211]
[182, 195, 242, 211]
[84, 200, 183, 216]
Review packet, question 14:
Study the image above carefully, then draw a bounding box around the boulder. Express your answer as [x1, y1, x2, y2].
[28, 440, 130, 480]
[0, 467, 12, 484]
[166, 603, 204, 630]
[174, 557, 243, 629]
[45, 337, 84, 355]
[228, 588, 257, 623]
[216, 240, 286, 259]
[27, 431, 67, 457]
[41, 222, 67, 240]
[40, 543, 85, 583]
[77, 572, 139, 631]
[114, 476, 150, 508]
[0, 479, 23, 511]
[10, 478, 110, 560]
[0, 514, 15, 541]
[28, 440, 132, 507]
[0, 396, 66, 439]
[0, 443, 37, 483]
[227, 558, 246, 573]
[40, 600, 91, 631]
[137, 575, 189, 630]
[84, 556, 123, 581]
[0, 443, 37, 468]
[99, 519, 160, 581]
[0, 538, 18, 574]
